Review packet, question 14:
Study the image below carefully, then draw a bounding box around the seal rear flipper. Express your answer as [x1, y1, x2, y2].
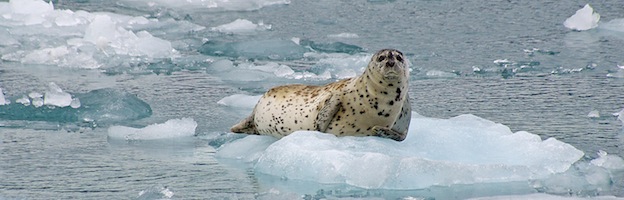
[314, 94, 341, 132]
[230, 112, 258, 134]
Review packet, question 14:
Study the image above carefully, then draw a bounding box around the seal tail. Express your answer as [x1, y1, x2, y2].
[230, 113, 257, 134]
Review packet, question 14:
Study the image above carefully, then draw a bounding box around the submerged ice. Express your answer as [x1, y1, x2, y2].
[0, 88, 151, 124]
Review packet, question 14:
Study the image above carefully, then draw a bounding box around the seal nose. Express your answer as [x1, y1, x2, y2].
[386, 60, 395, 67]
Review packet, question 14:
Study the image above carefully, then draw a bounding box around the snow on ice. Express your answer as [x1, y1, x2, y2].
[564, 4, 600, 31]
[107, 118, 197, 140]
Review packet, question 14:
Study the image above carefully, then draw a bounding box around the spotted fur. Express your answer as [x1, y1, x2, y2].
[230, 49, 411, 141]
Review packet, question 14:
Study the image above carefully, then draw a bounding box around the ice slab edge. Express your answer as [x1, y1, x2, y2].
[108, 118, 197, 140]
[217, 112, 588, 190]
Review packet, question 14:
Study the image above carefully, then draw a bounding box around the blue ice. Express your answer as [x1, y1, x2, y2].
[217, 95, 624, 191]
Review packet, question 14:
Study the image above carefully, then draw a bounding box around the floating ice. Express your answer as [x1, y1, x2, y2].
[216, 135, 278, 162]
[0, 88, 8, 105]
[587, 110, 600, 118]
[107, 118, 197, 140]
[136, 185, 174, 199]
[83, 15, 175, 58]
[0, 0, 194, 69]
[217, 94, 262, 108]
[218, 112, 585, 189]
[118, 0, 290, 11]
[0, 88, 152, 124]
[591, 150, 624, 170]
[199, 39, 309, 60]
[327, 33, 360, 38]
[43, 82, 73, 107]
[564, 4, 600, 31]
[211, 19, 271, 34]
[425, 70, 458, 78]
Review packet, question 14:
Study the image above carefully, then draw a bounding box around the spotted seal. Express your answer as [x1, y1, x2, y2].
[230, 49, 411, 141]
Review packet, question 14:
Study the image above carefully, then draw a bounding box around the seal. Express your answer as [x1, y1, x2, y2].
[230, 49, 411, 141]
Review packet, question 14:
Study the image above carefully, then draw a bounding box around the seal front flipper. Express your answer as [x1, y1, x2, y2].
[230, 110, 258, 134]
[372, 126, 405, 141]
[314, 93, 341, 132]
[389, 94, 411, 141]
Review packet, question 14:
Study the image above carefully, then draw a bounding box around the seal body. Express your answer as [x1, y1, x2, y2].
[230, 49, 411, 141]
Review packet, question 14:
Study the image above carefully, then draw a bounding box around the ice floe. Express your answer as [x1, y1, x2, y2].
[0, 88, 151, 124]
[211, 19, 271, 34]
[108, 118, 197, 140]
[0, 0, 201, 69]
[564, 4, 600, 31]
[216, 95, 624, 191]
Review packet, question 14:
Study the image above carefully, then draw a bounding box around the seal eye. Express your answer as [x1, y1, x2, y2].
[396, 55, 404, 62]
[377, 55, 385, 62]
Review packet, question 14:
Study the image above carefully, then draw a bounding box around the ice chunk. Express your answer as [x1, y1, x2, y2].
[590, 150, 624, 170]
[9, 0, 53, 15]
[426, 70, 458, 78]
[614, 108, 624, 124]
[564, 4, 600, 31]
[216, 135, 278, 162]
[107, 118, 197, 140]
[15, 96, 30, 106]
[70, 98, 81, 109]
[43, 82, 73, 107]
[327, 33, 360, 38]
[0, 88, 152, 124]
[0, 88, 8, 105]
[83, 15, 175, 58]
[199, 39, 309, 60]
[211, 19, 271, 34]
[219, 112, 584, 190]
[217, 94, 262, 109]
[587, 110, 600, 118]
[136, 185, 174, 200]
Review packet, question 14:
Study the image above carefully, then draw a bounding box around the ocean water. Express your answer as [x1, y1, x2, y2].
[1, 0, 624, 199]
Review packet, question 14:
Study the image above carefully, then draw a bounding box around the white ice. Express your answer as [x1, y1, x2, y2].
[0, 0, 191, 69]
[216, 94, 600, 189]
[327, 33, 360, 38]
[43, 82, 75, 108]
[0, 88, 8, 105]
[564, 4, 600, 31]
[107, 118, 197, 140]
[211, 19, 271, 34]
[587, 110, 600, 118]
[217, 94, 262, 108]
